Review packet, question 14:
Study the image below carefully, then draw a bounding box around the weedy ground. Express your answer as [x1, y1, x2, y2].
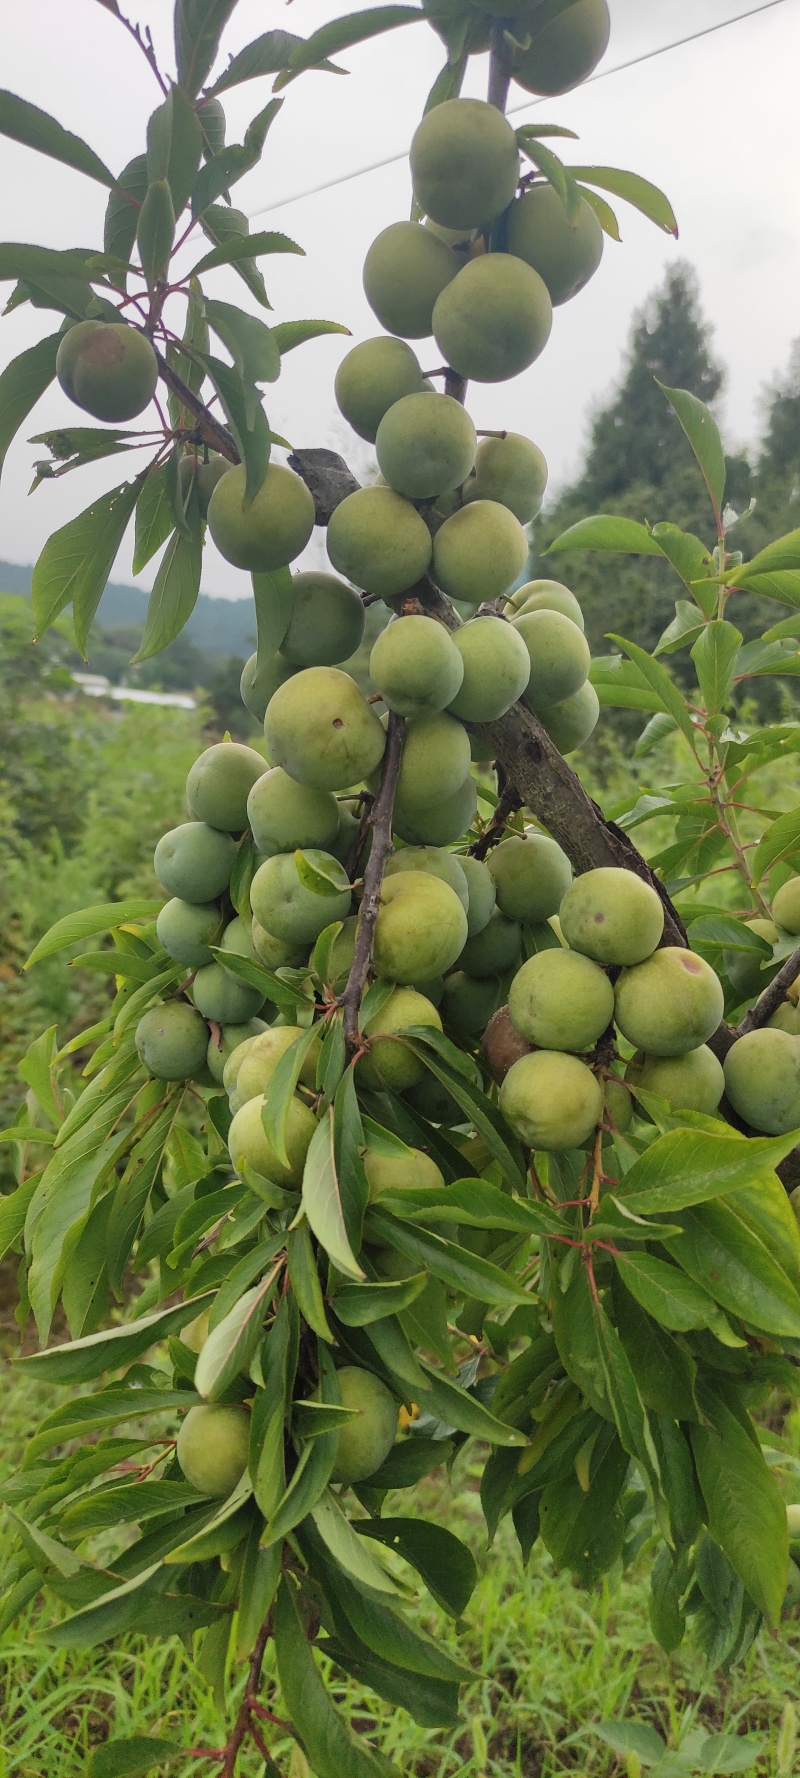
[0, 1356, 798, 1778]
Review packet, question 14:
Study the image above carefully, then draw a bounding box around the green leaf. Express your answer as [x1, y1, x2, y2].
[732, 527, 800, 579]
[606, 635, 697, 748]
[367, 1435, 454, 1492]
[691, 1390, 788, 1625]
[136, 179, 175, 290]
[0, 332, 59, 484]
[174, 0, 240, 97]
[146, 86, 202, 217]
[192, 98, 283, 215]
[292, 1401, 358, 1437]
[691, 620, 741, 715]
[366, 1209, 531, 1310]
[14, 1291, 213, 1383]
[663, 1189, 800, 1339]
[374, 1176, 563, 1239]
[17, 1024, 61, 1126]
[0, 89, 115, 186]
[131, 503, 202, 663]
[60, 1480, 205, 1536]
[401, 1034, 526, 1189]
[752, 805, 800, 883]
[300, 1105, 363, 1282]
[271, 318, 350, 353]
[618, 1128, 800, 1215]
[42, 1565, 228, 1648]
[516, 136, 582, 223]
[697, 1733, 767, 1774]
[195, 348, 271, 502]
[733, 569, 800, 610]
[590, 654, 665, 714]
[204, 297, 280, 385]
[31, 478, 141, 655]
[104, 154, 148, 274]
[657, 381, 726, 521]
[287, 1222, 334, 1341]
[260, 1028, 320, 1173]
[576, 183, 620, 241]
[253, 564, 294, 658]
[310, 1491, 399, 1596]
[651, 521, 716, 599]
[0, 1176, 38, 1265]
[190, 227, 302, 279]
[274, 1577, 401, 1778]
[89, 1738, 184, 1778]
[415, 1361, 528, 1447]
[195, 1268, 282, 1400]
[568, 165, 678, 236]
[294, 849, 347, 898]
[591, 1299, 663, 1498]
[206, 29, 304, 96]
[358, 1518, 477, 1618]
[547, 514, 663, 557]
[132, 461, 177, 574]
[613, 1276, 698, 1422]
[5, 1506, 84, 1578]
[25, 898, 161, 968]
[614, 1252, 740, 1342]
[332, 1273, 427, 1325]
[277, 7, 422, 87]
[594, 1721, 666, 1765]
[197, 205, 271, 307]
[319, 1563, 469, 1685]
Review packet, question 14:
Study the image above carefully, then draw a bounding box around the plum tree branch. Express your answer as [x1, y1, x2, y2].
[735, 942, 800, 1037]
[220, 1611, 273, 1776]
[152, 345, 240, 462]
[341, 711, 405, 1054]
[470, 779, 522, 860]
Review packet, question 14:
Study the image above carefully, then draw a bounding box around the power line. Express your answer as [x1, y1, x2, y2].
[244, 0, 787, 219]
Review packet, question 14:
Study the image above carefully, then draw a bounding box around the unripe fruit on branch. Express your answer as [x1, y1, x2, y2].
[432, 500, 528, 604]
[56, 319, 158, 421]
[176, 1404, 250, 1497]
[358, 985, 443, 1090]
[446, 616, 530, 722]
[500, 1049, 603, 1149]
[392, 773, 477, 846]
[154, 822, 237, 903]
[193, 961, 265, 1025]
[512, 608, 591, 705]
[374, 872, 468, 983]
[247, 767, 340, 855]
[459, 907, 522, 978]
[505, 579, 584, 629]
[629, 1046, 725, 1116]
[228, 1090, 317, 1185]
[509, 948, 614, 1051]
[218, 917, 265, 983]
[442, 970, 506, 1040]
[178, 453, 229, 516]
[265, 667, 386, 791]
[364, 1146, 444, 1198]
[433, 254, 552, 383]
[207, 1018, 268, 1084]
[240, 650, 295, 723]
[391, 710, 472, 808]
[513, 0, 611, 96]
[326, 486, 432, 598]
[769, 1003, 800, 1034]
[603, 1078, 633, 1133]
[186, 741, 265, 833]
[363, 221, 458, 338]
[375, 392, 477, 501]
[335, 336, 424, 441]
[330, 1367, 399, 1484]
[251, 920, 306, 971]
[225, 1025, 319, 1104]
[461, 432, 548, 525]
[383, 845, 469, 912]
[487, 833, 572, 924]
[250, 849, 351, 945]
[410, 98, 520, 231]
[507, 185, 604, 306]
[370, 615, 464, 719]
[156, 898, 222, 968]
[559, 867, 665, 967]
[458, 854, 497, 937]
[207, 463, 315, 571]
[135, 1002, 209, 1081]
[278, 571, 365, 668]
[614, 948, 725, 1057]
[538, 681, 600, 754]
[772, 877, 800, 934]
[723, 1028, 800, 1135]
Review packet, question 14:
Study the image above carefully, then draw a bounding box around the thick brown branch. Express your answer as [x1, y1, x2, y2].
[736, 942, 800, 1038]
[470, 780, 522, 861]
[342, 712, 405, 1053]
[152, 346, 239, 462]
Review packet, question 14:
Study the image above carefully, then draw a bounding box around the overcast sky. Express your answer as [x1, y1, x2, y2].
[0, 0, 797, 603]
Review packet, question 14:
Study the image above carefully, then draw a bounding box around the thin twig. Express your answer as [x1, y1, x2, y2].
[101, 2, 169, 94]
[151, 345, 239, 462]
[469, 780, 523, 861]
[341, 712, 405, 1053]
[220, 1613, 273, 1776]
[735, 941, 800, 1037]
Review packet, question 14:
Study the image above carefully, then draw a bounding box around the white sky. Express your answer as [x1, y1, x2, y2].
[0, 0, 798, 602]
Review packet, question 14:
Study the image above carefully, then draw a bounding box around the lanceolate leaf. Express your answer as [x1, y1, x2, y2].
[547, 514, 663, 557]
[568, 166, 678, 236]
[190, 228, 303, 279]
[262, 1024, 322, 1168]
[271, 318, 350, 353]
[516, 136, 582, 223]
[132, 461, 177, 574]
[576, 184, 620, 240]
[15, 1292, 213, 1382]
[274, 1577, 402, 1778]
[366, 1209, 532, 1309]
[617, 1127, 800, 1215]
[276, 7, 422, 87]
[691, 1390, 788, 1625]
[206, 29, 304, 96]
[358, 1518, 477, 1618]
[174, 0, 240, 97]
[195, 349, 271, 502]
[415, 1361, 528, 1447]
[26, 900, 162, 968]
[104, 154, 148, 272]
[88, 1737, 185, 1777]
[0, 89, 115, 186]
[300, 1106, 365, 1281]
[657, 381, 726, 522]
[606, 635, 697, 748]
[131, 502, 203, 663]
[31, 478, 141, 654]
[204, 298, 280, 386]
[194, 1268, 282, 1399]
[0, 332, 59, 483]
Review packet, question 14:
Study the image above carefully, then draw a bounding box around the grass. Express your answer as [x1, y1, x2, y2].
[1, 1353, 798, 1777]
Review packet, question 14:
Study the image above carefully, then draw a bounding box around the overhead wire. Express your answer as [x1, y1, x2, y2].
[243, 0, 788, 219]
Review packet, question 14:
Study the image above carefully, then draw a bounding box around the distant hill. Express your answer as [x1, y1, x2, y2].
[0, 559, 257, 658]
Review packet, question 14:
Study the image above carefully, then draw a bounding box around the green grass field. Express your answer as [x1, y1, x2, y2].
[1, 1349, 798, 1778]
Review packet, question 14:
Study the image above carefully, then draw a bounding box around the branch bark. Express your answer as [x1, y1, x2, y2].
[470, 779, 522, 861]
[153, 345, 240, 461]
[735, 942, 800, 1037]
[341, 711, 405, 1053]
[220, 1612, 273, 1776]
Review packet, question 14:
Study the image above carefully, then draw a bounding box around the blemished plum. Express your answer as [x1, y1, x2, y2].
[375, 391, 476, 500]
[228, 1090, 317, 1185]
[459, 907, 521, 977]
[364, 1145, 444, 1198]
[433, 253, 552, 383]
[154, 822, 237, 903]
[335, 336, 424, 441]
[487, 832, 572, 923]
[250, 850, 351, 945]
[410, 99, 520, 230]
[511, 608, 591, 705]
[362, 221, 458, 338]
[432, 500, 529, 603]
[509, 948, 614, 1051]
[278, 572, 365, 668]
[240, 650, 295, 724]
[192, 961, 265, 1025]
[370, 615, 464, 719]
[506, 185, 604, 306]
[383, 846, 469, 912]
[248, 767, 339, 855]
[559, 867, 665, 967]
[265, 667, 386, 792]
[186, 741, 265, 833]
[514, 0, 611, 95]
[772, 878, 800, 934]
[373, 872, 468, 983]
[330, 1367, 399, 1484]
[505, 578, 584, 629]
[723, 1029, 800, 1135]
[500, 1049, 603, 1149]
[391, 774, 478, 847]
[614, 947, 725, 1057]
[135, 1002, 209, 1081]
[481, 1004, 533, 1082]
[447, 616, 530, 722]
[631, 1046, 725, 1115]
[461, 432, 548, 525]
[538, 681, 600, 754]
[358, 986, 443, 1090]
[156, 898, 222, 968]
[206, 1018, 268, 1084]
[56, 319, 158, 421]
[458, 854, 497, 937]
[176, 1404, 250, 1497]
[326, 486, 432, 598]
[207, 463, 315, 572]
